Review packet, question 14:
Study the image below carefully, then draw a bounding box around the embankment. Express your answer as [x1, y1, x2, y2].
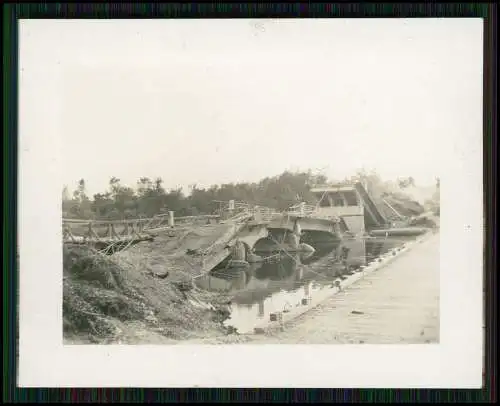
[114, 223, 240, 280]
[63, 224, 239, 344]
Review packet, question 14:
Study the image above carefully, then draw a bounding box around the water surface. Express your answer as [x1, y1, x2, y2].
[195, 235, 418, 333]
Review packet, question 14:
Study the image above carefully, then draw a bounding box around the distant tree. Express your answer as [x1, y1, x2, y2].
[105, 177, 140, 218]
[109, 177, 121, 198]
[62, 185, 71, 202]
[72, 179, 89, 203]
[190, 186, 216, 214]
[137, 177, 153, 197]
[164, 188, 187, 214]
[68, 179, 92, 219]
[65, 168, 416, 220]
[91, 192, 113, 218]
[355, 169, 387, 197]
[154, 177, 165, 194]
[115, 186, 137, 219]
[314, 174, 328, 185]
[396, 176, 416, 189]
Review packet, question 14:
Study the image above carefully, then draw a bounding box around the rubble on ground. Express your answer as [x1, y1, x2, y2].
[63, 244, 232, 344]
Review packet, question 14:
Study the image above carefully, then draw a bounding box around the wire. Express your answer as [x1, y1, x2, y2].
[315, 189, 329, 210]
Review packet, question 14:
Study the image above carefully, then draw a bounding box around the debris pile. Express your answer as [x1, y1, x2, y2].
[379, 192, 425, 219]
[114, 223, 238, 282]
[63, 245, 232, 344]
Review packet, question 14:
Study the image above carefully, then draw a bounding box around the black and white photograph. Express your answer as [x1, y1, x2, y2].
[18, 17, 484, 388]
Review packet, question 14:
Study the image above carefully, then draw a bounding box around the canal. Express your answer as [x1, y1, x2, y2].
[195, 234, 420, 334]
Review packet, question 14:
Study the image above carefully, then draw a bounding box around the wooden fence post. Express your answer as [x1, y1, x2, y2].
[110, 223, 119, 240]
[87, 222, 93, 241]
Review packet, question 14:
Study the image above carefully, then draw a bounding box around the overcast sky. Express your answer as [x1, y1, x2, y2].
[21, 19, 483, 196]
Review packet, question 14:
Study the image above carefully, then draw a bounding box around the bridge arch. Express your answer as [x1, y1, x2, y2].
[230, 240, 256, 262]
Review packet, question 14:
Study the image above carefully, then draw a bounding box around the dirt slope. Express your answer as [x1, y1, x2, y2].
[113, 223, 237, 280]
[63, 244, 233, 344]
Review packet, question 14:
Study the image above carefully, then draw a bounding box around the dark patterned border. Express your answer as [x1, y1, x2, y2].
[3, 2, 496, 403]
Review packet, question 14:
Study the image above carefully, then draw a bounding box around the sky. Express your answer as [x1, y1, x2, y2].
[23, 19, 484, 196]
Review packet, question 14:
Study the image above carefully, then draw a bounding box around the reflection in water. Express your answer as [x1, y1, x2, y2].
[195, 234, 419, 333]
[255, 256, 297, 281]
[366, 240, 385, 261]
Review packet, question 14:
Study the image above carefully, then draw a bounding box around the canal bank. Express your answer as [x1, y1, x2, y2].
[184, 228, 440, 345]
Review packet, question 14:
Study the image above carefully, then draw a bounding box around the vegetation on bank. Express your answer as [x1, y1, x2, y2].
[63, 169, 439, 220]
[63, 245, 233, 344]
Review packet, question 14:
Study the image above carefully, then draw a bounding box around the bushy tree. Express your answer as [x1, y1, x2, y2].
[62, 169, 420, 220]
[64, 179, 93, 219]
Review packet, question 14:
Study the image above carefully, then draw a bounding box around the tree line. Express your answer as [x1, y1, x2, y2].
[62, 169, 426, 220]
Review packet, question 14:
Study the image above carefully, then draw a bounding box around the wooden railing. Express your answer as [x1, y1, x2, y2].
[62, 218, 154, 243]
[216, 199, 343, 222]
[214, 200, 281, 223]
[62, 212, 222, 244]
[62, 199, 342, 245]
[286, 202, 318, 217]
[250, 206, 282, 222]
